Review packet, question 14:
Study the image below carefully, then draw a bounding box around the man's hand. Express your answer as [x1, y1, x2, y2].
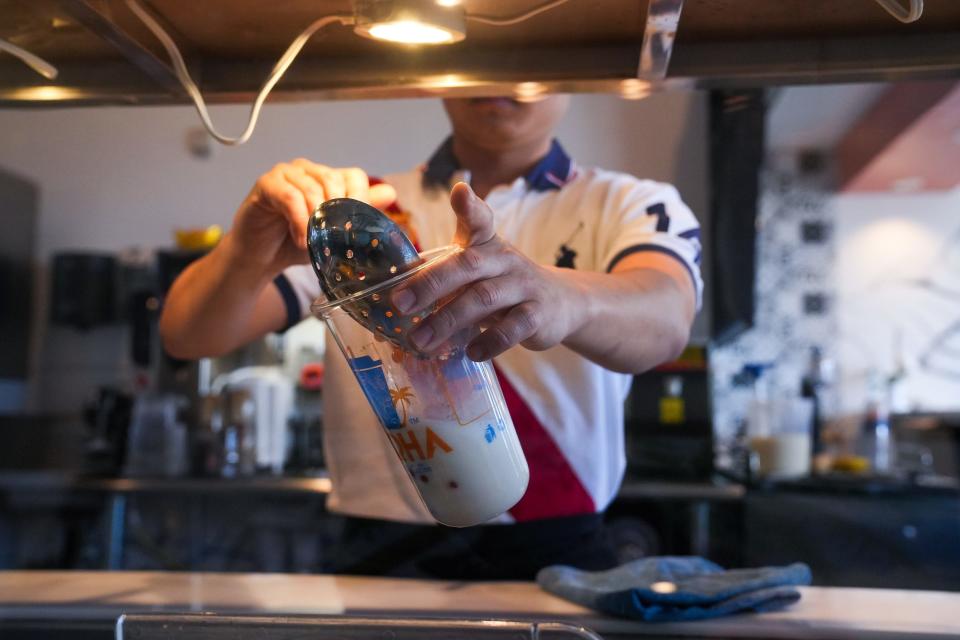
[160, 159, 395, 360]
[231, 159, 396, 276]
[392, 182, 586, 362]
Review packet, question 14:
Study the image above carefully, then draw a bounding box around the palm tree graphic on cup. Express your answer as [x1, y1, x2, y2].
[390, 384, 415, 426]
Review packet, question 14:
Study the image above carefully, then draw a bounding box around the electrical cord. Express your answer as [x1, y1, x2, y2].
[125, 0, 573, 145]
[466, 0, 571, 26]
[874, 0, 923, 23]
[0, 36, 58, 79]
[125, 0, 353, 145]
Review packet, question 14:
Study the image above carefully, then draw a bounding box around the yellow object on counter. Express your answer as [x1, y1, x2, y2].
[831, 454, 870, 473]
[175, 225, 222, 250]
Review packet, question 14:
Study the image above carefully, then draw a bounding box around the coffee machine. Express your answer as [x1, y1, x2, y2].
[153, 249, 298, 477]
[54, 245, 299, 478]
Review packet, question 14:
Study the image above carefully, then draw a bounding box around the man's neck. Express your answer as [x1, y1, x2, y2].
[451, 137, 553, 199]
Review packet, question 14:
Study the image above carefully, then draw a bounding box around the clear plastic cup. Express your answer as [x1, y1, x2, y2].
[311, 246, 529, 527]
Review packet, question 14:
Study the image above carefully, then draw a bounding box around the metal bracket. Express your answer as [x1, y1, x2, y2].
[637, 0, 684, 80]
[52, 0, 188, 97]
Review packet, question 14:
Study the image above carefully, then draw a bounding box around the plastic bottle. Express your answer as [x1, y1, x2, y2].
[859, 371, 894, 475]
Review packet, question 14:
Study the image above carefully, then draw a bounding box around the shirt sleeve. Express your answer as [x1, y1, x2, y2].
[597, 178, 703, 309]
[273, 264, 321, 331]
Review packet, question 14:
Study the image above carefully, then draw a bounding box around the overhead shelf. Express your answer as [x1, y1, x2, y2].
[0, 0, 959, 106]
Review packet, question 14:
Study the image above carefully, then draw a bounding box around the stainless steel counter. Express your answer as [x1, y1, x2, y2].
[0, 471, 333, 495]
[1, 571, 959, 639]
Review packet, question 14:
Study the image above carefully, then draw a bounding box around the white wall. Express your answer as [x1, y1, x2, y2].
[834, 188, 960, 413]
[0, 92, 709, 413]
[766, 83, 886, 152]
[748, 81, 960, 421]
[0, 93, 707, 258]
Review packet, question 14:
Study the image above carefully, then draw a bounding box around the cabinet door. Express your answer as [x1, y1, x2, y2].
[745, 492, 960, 590]
[0, 168, 37, 412]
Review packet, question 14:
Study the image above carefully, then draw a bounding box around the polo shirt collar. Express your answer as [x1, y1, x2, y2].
[422, 136, 573, 192]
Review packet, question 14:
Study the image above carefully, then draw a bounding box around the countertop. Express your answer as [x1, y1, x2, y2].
[6, 470, 954, 501]
[0, 471, 743, 500]
[2, 571, 959, 639]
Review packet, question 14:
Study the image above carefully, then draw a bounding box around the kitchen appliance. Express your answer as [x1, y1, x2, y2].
[220, 386, 257, 478]
[213, 367, 294, 475]
[624, 348, 714, 481]
[124, 393, 189, 478]
[195, 387, 257, 477]
[82, 387, 134, 476]
[152, 247, 213, 429]
[286, 362, 326, 474]
[50, 252, 118, 329]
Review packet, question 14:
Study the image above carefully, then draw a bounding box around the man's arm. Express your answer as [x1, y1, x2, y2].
[551, 251, 695, 373]
[160, 159, 395, 359]
[389, 182, 696, 375]
[160, 235, 288, 359]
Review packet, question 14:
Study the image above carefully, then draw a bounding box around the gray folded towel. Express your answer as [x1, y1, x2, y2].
[537, 556, 811, 622]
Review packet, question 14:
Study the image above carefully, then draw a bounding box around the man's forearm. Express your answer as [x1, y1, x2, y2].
[559, 266, 694, 375]
[159, 234, 280, 359]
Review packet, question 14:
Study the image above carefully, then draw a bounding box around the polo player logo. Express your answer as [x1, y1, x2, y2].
[555, 221, 584, 269]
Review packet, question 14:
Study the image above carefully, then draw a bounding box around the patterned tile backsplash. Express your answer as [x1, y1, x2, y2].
[710, 168, 838, 462]
[710, 168, 960, 466]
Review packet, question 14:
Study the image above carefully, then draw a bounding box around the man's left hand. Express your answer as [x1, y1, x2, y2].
[391, 182, 585, 361]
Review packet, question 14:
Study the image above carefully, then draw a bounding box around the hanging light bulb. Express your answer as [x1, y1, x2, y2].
[353, 0, 466, 45]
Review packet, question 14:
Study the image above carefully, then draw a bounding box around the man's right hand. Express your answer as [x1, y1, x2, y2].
[230, 158, 397, 276]
[160, 159, 395, 359]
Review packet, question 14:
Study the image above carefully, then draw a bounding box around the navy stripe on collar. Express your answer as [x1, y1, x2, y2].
[422, 136, 573, 192]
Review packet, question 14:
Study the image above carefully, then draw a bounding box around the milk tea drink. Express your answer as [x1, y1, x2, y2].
[380, 349, 529, 525]
[750, 433, 811, 477]
[318, 304, 530, 527]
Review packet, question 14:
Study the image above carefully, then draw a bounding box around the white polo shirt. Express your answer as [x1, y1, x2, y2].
[275, 138, 703, 524]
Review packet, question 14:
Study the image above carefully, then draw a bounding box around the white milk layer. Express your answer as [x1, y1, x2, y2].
[386, 414, 529, 527]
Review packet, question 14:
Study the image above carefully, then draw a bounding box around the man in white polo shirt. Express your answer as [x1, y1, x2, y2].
[161, 95, 702, 579]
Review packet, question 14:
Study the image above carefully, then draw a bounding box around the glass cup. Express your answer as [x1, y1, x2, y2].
[311, 246, 529, 527]
[750, 397, 814, 478]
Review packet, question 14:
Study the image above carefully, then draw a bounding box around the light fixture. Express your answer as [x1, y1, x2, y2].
[122, 0, 572, 145]
[619, 78, 651, 101]
[514, 81, 547, 103]
[353, 0, 466, 45]
[425, 73, 467, 88]
[10, 86, 82, 101]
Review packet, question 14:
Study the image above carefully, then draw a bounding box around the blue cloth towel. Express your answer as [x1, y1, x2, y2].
[537, 557, 811, 623]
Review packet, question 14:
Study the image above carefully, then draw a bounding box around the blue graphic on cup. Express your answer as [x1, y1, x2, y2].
[349, 354, 402, 429]
[484, 424, 496, 443]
